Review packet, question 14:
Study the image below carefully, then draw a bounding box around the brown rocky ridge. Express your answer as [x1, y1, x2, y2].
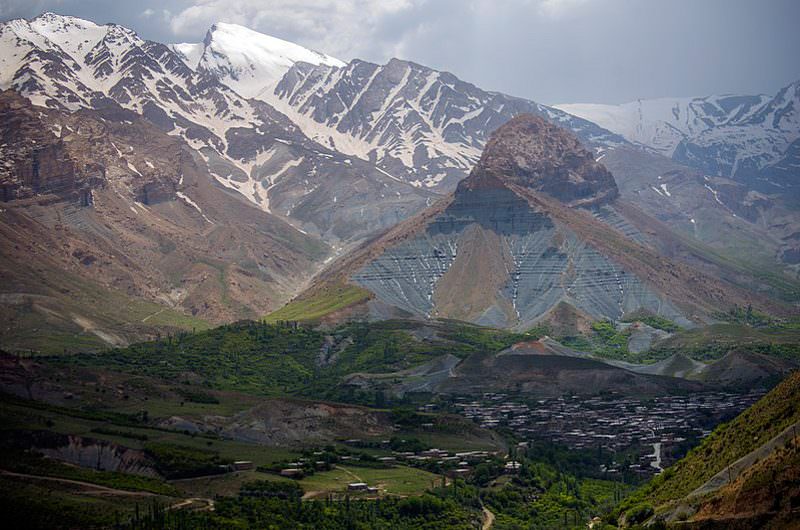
[458, 114, 619, 207]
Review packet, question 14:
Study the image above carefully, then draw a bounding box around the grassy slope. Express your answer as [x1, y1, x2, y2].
[0, 260, 211, 355]
[0, 396, 294, 470]
[616, 370, 800, 513]
[651, 322, 800, 361]
[0, 475, 163, 529]
[265, 282, 372, 323]
[691, 432, 800, 523]
[555, 318, 800, 365]
[299, 465, 442, 496]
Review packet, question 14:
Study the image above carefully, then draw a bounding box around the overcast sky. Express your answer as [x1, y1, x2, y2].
[2, 0, 798, 104]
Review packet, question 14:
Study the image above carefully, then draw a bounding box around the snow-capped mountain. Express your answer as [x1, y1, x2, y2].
[0, 11, 624, 236]
[0, 12, 428, 243]
[172, 22, 344, 99]
[1, 13, 244, 127]
[263, 58, 626, 190]
[3, 12, 797, 276]
[556, 83, 800, 193]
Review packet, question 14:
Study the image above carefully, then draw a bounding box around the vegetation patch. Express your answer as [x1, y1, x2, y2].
[265, 283, 372, 323]
[144, 442, 231, 480]
[0, 449, 177, 496]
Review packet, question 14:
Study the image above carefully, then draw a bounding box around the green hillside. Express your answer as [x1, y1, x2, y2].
[60, 319, 525, 405]
[264, 282, 373, 323]
[610, 370, 800, 524]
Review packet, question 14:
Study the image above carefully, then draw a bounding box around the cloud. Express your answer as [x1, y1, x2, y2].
[0, 0, 55, 19]
[537, 0, 592, 18]
[165, 0, 603, 63]
[141, 7, 171, 23]
[168, 0, 417, 60]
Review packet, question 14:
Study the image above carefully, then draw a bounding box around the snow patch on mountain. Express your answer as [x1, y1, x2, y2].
[172, 22, 344, 99]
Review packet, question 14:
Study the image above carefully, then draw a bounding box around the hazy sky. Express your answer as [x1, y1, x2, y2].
[2, 0, 798, 104]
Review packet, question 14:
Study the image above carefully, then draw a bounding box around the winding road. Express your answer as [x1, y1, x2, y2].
[2, 469, 214, 511]
[481, 503, 495, 529]
[0, 469, 156, 496]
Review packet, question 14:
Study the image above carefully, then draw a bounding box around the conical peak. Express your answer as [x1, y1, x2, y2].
[459, 114, 619, 207]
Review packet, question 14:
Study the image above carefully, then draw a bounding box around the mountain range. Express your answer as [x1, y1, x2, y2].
[556, 85, 800, 197]
[0, 12, 798, 350]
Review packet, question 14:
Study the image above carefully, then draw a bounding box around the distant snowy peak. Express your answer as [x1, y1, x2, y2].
[556, 93, 775, 155]
[171, 42, 204, 67]
[173, 22, 344, 99]
[555, 83, 800, 192]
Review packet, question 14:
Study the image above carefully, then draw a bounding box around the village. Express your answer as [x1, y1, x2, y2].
[223, 389, 766, 494]
[441, 389, 765, 477]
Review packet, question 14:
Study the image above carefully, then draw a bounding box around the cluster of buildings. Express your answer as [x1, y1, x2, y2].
[446, 390, 764, 477]
[393, 448, 498, 476]
[342, 438, 502, 477]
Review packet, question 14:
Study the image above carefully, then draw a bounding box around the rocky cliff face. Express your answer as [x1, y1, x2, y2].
[40, 435, 159, 477]
[460, 115, 619, 207]
[0, 91, 100, 203]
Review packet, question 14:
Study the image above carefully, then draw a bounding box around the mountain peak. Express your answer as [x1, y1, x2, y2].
[459, 114, 619, 207]
[174, 22, 344, 98]
[29, 11, 100, 32]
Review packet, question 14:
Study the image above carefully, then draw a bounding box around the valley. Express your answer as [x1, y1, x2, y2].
[0, 313, 797, 528]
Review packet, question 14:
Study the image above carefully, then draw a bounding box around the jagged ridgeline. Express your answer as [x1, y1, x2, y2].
[277, 115, 794, 329]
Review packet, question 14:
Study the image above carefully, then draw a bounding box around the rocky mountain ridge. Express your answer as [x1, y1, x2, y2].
[267, 57, 627, 190]
[0, 89, 328, 350]
[1, 12, 797, 349]
[3, 12, 796, 273]
[0, 12, 429, 244]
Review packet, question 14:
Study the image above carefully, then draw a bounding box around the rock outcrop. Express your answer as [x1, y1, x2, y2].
[460, 115, 619, 207]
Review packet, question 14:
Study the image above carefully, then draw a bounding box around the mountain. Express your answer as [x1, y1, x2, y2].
[265, 57, 627, 190]
[608, 351, 797, 389]
[279, 114, 793, 329]
[0, 89, 331, 351]
[1, 12, 798, 348]
[349, 341, 707, 398]
[172, 22, 344, 99]
[0, 12, 430, 244]
[555, 83, 800, 196]
[261, 58, 800, 279]
[4, 12, 797, 274]
[596, 146, 800, 278]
